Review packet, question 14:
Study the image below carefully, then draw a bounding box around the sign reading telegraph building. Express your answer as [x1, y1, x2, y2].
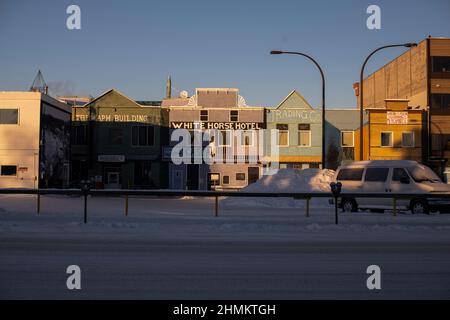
[170, 122, 264, 130]
[74, 113, 159, 123]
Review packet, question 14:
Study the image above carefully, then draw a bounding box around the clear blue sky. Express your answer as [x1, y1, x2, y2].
[0, 0, 449, 107]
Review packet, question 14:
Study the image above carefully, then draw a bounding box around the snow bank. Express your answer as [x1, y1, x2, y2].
[221, 169, 335, 209]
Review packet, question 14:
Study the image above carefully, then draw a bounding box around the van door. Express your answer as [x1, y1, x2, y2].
[389, 168, 414, 209]
[359, 167, 391, 209]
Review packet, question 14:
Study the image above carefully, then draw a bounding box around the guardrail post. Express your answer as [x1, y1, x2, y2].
[81, 180, 91, 224]
[215, 196, 219, 217]
[37, 192, 40, 214]
[305, 198, 310, 217]
[393, 198, 397, 216]
[125, 194, 129, 217]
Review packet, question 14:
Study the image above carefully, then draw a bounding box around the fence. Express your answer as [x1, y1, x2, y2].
[1, 188, 450, 224]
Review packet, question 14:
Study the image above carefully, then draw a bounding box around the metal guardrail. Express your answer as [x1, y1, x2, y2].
[1, 188, 450, 224]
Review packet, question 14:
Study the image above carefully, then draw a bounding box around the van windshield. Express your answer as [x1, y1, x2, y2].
[406, 166, 441, 183]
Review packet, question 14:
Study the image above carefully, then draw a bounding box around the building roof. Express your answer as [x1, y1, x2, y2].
[274, 90, 314, 110]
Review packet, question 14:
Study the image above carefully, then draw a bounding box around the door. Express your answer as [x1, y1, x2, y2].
[172, 170, 184, 190]
[359, 167, 391, 208]
[187, 164, 199, 190]
[248, 167, 260, 185]
[105, 171, 120, 189]
[389, 168, 415, 209]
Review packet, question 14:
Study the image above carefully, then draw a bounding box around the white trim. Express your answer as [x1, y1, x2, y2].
[341, 131, 355, 147]
[219, 130, 232, 146]
[380, 131, 394, 147]
[298, 130, 311, 147]
[401, 131, 415, 148]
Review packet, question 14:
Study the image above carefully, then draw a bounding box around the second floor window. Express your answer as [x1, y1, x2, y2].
[341, 131, 354, 147]
[200, 110, 208, 122]
[109, 128, 123, 145]
[298, 124, 311, 147]
[0, 109, 18, 124]
[132, 125, 155, 147]
[71, 124, 88, 145]
[277, 124, 289, 146]
[402, 132, 415, 147]
[230, 110, 239, 122]
[381, 132, 393, 147]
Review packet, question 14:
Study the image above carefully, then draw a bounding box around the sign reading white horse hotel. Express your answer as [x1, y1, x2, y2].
[170, 122, 264, 130]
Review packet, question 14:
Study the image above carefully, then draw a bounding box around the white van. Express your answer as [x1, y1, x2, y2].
[333, 160, 450, 214]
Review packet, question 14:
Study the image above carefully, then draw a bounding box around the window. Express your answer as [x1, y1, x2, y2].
[219, 130, 231, 146]
[230, 110, 239, 122]
[200, 110, 208, 122]
[402, 132, 414, 147]
[0, 109, 18, 124]
[208, 173, 220, 186]
[431, 94, 450, 111]
[336, 168, 364, 181]
[432, 56, 450, 73]
[341, 131, 354, 147]
[132, 126, 155, 146]
[277, 124, 289, 146]
[109, 128, 123, 145]
[1, 165, 17, 176]
[392, 168, 409, 182]
[365, 168, 389, 182]
[223, 175, 230, 185]
[381, 132, 393, 147]
[236, 173, 246, 181]
[298, 124, 311, 147]
[241, 131, 254, 146]
[71, 124, 88, 145]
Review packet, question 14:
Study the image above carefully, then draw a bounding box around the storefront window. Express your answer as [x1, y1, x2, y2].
[0, 165, 17, 176]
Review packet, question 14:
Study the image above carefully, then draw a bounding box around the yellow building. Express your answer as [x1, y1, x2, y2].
[0, 91, 71, 189]
[367, 99, 426, 162]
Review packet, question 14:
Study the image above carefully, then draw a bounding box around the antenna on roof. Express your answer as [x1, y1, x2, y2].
[30, 70, 48, 94]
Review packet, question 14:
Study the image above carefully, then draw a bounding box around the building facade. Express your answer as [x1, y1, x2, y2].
[367, 99, 426, 162]
[265, 90, 322, 169]
[71, 89, 167, 189]
[325, 109, 367, 169]
[358, 36, 450, 175]
[0, 91, 71, 188]
[164, 88, 265, 190]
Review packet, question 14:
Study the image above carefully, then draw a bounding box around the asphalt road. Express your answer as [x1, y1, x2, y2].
[1, 237, 450, 299]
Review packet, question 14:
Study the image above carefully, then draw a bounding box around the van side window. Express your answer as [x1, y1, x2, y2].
[392, 168, 409, 182]
[336, 168, 364, 181]
[365, 168, 389, 182]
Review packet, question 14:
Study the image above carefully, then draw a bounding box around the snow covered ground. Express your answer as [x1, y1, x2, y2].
[1, 193, 450, 299]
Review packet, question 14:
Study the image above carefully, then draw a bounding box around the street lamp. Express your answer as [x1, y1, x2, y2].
[270, 50, 326, 168]
[359, 43, 417, 160]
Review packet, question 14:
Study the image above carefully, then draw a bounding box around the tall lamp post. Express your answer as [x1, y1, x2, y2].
[359, 43, 417, 160]
[270, 50, 326, 168]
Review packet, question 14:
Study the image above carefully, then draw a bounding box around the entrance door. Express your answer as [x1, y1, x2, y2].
[187, 164, 199, 190]
[105, 171, 121, 189]
[248, 167, 260, 185]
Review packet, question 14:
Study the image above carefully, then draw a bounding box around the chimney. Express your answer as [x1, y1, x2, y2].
[166, 75, 172, 99]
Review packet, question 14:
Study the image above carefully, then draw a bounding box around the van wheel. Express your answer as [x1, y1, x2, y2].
[342, 198, 358, 213]
[410, 200, 429, 215]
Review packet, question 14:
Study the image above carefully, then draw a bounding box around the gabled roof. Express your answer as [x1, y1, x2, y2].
[80, 88, 143, 108]
[275, 90, 313, 110]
